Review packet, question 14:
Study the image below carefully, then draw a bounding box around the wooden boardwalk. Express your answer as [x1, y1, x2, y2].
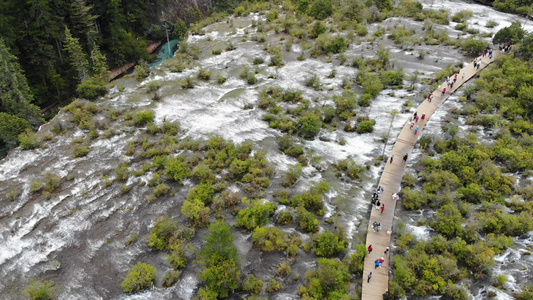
[106, 41, 162, 81]
[361, 51, 499, 299]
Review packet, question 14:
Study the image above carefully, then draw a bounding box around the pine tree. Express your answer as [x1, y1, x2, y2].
[63, 26, 89, 81]
[0, 38, 41, 125]
[90, 43, 108, 79]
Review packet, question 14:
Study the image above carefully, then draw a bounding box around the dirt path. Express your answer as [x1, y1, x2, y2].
[361, 50, 499, 299]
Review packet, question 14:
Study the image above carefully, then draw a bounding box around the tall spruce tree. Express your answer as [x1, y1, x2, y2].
[64, 26, 89, 81]
[0, 38, 41, 125]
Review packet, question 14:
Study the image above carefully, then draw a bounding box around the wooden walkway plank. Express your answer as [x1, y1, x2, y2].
[360, 51, 499, 299]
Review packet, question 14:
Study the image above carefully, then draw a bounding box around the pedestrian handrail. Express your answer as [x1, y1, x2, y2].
[360, 50, 500, 299]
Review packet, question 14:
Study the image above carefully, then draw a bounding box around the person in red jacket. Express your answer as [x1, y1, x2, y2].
[381, 204, 385, 214]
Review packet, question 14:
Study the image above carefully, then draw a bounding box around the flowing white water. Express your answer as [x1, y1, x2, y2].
[0, 4, 531, 300]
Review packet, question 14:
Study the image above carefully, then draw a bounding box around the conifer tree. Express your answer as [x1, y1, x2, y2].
[0, 38, 41, 125]
[64, 26, 89, 81]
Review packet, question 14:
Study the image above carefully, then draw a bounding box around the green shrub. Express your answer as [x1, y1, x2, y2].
[217, 76, 227, 84]
[243, 274, 263, 294]
[451, 10, 473, 22]
[461, 39, 489, 56]
[146, 81, 160, 92]
[252, 226, 287, 251]
[135, 60, 150, 80]
[0, 112, 31, 148]
[162, 270, 181, 288]
[198, 68, 211, 80]
[314, 231, 347, 257]
[181, 198, 210, 226]
[147, 216, 178, 250]
[187, 184, 215, 205]
[76, 76, 107, 100]
[276, 210, 294, 225]
[180, 77, 195, 89]
[121, 262, 156, 293]
[303, 258, 350, 299]
[266, 278, 282, 293]
[236, 200, 277, 231]
[165, 158, 190, 182]
[297, 208, 319, 233]
[283, 164, 302, 187]
[18, 129, 39, 150]
[42, 172, 61, 192]
[304, 73, 321, 90]
[298, 113, 322, 138]
[402, 173, 417, 187]
[381, 70, 405, 86]
[167, 243, 188, 269]
[348, 244, 367, 275]
[357, 120, 376, 133]
[125, 234, 138, 247]
[308, 0, 333, 20]
[253, 57, 265, 65]
[153, 183, 170, 197]
[493, 21, 526, 44]
[310, 21, 327, 38]
[24, 279, 56, 300]
[74, 145, 91, 158]
[133, 110, 155, 126]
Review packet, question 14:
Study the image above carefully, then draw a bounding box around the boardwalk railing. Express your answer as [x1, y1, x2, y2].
[360, 51, 499, 300]
[106, 41, 162, 81]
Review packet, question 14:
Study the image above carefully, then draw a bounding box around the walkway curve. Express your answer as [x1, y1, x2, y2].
[361, 50, 500, 299]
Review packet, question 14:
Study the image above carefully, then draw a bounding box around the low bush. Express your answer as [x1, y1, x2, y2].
[252, 226, 287, 251]
[162, 270, 181, 288]
[297, 208, 319, 233]
[76, 76, 107, 100]
[24, 279, 56, 300]
[314, 231, 347, 257]
[121, 262, 156, 293]
[236, 200, 277, 231]
[276, 210, 294, 225]
[243, 274, 263, 294]
[133, 110, 155, 126]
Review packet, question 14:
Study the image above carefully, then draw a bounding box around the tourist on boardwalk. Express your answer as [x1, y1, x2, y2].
[462, 72, 465, 80]
[427, 92, 433, 102]
[368, 272, 372, 283]
[379, 257, 385, 268]
[442, 87, 446, 95]
[413, 112, 418, 119]
[389, 155, 394, 164]
[381, 204, 385, 214]
[376, 200, 381, 210]
[377, 223, 381, 232]
[415, 116, 419, 122]
[371, 197, 376, 205]
[375, 259, 380, 269]
[454, 73, 458, 82]
[384, 247, 390, 255]
[414, 126, 419, 134]
[410, 122, 414, 129]
[421, 113, 426, 120]
[373, 221, 378, 232]
[380, 186, 384, 195]
[403, 153, 408, 162]
[368, 245, 373, 254]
